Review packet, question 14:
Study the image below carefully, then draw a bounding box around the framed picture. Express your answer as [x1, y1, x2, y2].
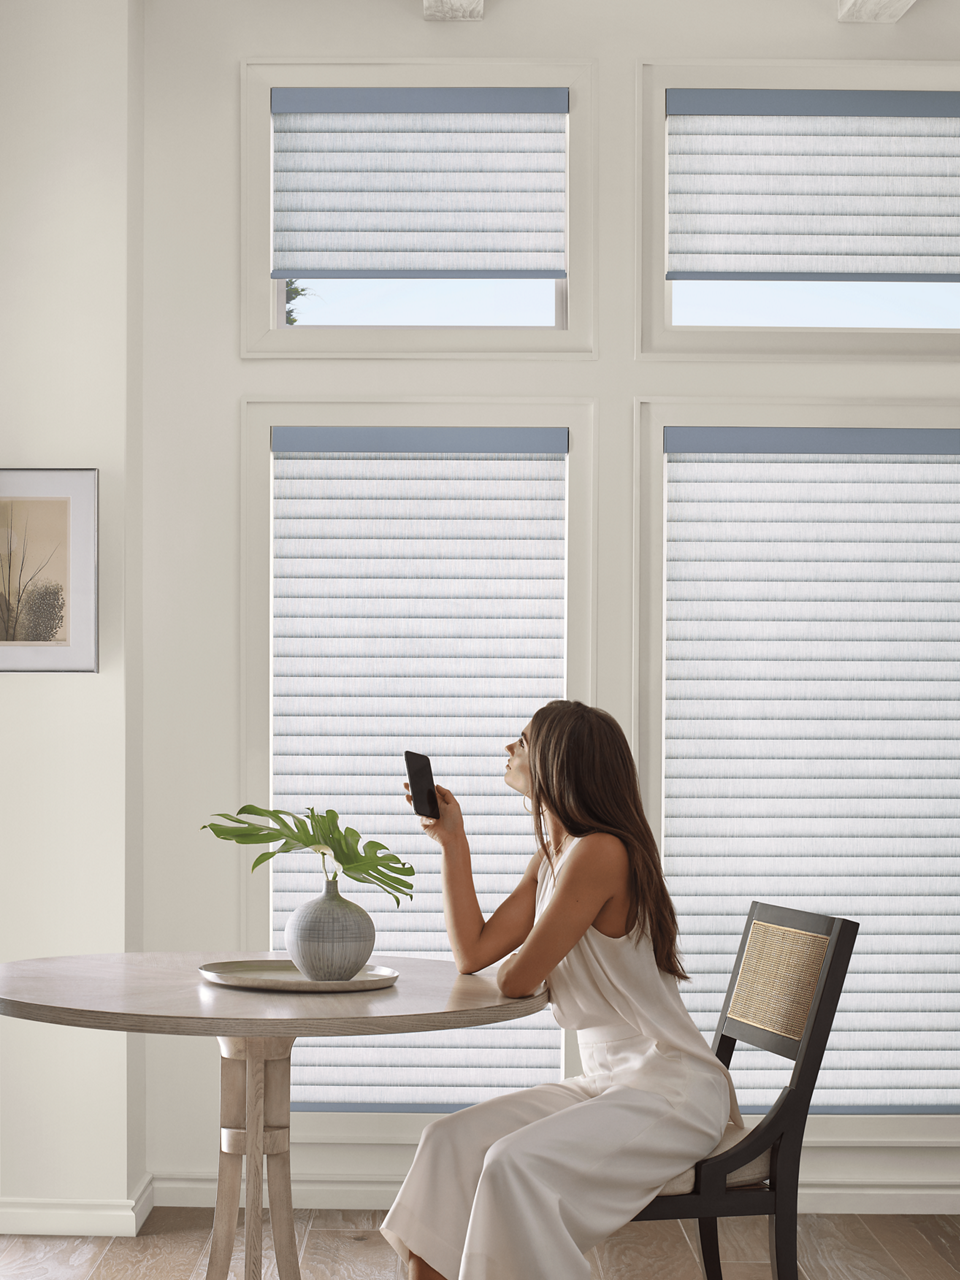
[0, 469, 98, 672]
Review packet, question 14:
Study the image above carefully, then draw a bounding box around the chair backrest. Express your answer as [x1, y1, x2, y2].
[713, 901, 859, 1103]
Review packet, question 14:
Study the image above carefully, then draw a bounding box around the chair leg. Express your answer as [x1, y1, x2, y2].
[697, 1218, 723, 1280]
[768, 1206, 798, 1280]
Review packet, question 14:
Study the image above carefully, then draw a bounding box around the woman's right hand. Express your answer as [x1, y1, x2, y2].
[404, 782, 465, 850]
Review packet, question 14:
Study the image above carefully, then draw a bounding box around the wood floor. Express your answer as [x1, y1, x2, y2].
[0, 1211, 957, 1279]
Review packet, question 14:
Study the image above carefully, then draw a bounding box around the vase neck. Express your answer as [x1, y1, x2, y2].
[323, 876, 342, 898]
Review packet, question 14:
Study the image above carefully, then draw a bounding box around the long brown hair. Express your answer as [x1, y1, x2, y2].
[527, 700, 688, 981]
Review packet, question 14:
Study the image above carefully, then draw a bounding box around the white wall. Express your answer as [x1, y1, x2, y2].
[1, 0, 957, 1233]
[0, 0, 147, 1235]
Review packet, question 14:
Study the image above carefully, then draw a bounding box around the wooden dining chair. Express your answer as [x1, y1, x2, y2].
[631, 900, 859, 1280]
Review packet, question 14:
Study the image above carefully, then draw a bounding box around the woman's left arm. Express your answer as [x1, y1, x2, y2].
[497, 834, 628, 997]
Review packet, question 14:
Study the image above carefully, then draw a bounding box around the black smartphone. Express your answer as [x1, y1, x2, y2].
[404, 750, 440, 820]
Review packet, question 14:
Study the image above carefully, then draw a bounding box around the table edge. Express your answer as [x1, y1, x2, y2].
[0, 988, 549, 1037]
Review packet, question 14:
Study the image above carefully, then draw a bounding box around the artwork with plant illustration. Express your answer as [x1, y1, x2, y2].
[0, 498, 69, 644]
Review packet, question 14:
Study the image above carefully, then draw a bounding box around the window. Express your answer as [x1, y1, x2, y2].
[241, 60, 595, 357]
[671, 281, 960, 330]
[638, 66, 960, 358]
[270, 425, 568, 1108]
[272, 87, 567, 329]
[662, 425, 960, 1112]
[280, 277, 560, 328]
[666, 89, 960, 330]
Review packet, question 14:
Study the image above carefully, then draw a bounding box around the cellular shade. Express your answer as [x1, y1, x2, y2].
[271, 434, 566, 1107]
[666, 89, 960, 281]
[663, 433, 960, 1110]
[271, 87, 568, 279]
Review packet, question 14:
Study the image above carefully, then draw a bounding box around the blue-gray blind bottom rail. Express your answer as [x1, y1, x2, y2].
[271, 87, 568, 280]
[665, 89, 960, 282]
[272, 449, 566, 1107]
[663, 446, 959, 1111]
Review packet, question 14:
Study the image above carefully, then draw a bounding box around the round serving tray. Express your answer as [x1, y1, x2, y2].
[198, 959, 399, 994]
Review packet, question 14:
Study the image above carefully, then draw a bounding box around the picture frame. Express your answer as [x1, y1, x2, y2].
[0, 468, 98, 672]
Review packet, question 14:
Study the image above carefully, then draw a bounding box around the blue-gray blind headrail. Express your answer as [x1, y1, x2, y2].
[271, 87, 569, 279]
[665, 89, 960, 282]
[271, 425, 567, 1108]
[662, 425, 960, 1112]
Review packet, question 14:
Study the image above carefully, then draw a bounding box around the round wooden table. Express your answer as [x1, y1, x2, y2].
[0, 951, 548, 1280]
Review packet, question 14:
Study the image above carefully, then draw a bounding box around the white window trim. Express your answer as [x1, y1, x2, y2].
[241, 59, 597, 359]
[239, 396, 597, 1144]
[637, 62, 960, 361]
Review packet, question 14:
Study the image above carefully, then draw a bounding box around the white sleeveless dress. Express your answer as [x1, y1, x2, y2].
[381, 842, 742, 1280]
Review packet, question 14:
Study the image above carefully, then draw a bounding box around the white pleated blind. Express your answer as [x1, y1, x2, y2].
[271, 87, 568, 279]
[664, 439, 959, 1111]
[666, 89, 960, 281]
[271, 439, 566, 1108]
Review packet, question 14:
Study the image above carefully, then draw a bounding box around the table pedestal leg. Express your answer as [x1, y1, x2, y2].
[264, 1049, 300, 1280]
[207, 1053, 245, 1280]
[207, 1036, 299, 1280]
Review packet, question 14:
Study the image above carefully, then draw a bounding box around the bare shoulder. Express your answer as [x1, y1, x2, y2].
[563, 833, 629, 882]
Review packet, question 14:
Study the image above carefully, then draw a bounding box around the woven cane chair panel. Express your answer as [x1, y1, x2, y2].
[728, 920, 829, 1041]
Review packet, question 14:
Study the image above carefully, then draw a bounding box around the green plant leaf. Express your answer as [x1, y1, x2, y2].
[237, 804, 299, 836]
[202, 816, 284, 845]
[251, 849, 280, 871]
[338, 844, 415, 906]
[203, 803, 414, 903]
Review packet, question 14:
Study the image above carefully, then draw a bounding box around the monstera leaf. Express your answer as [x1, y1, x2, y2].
[203, 805, 414, 906]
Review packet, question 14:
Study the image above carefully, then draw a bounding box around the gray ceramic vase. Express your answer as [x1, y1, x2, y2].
[284, 878, 376, 982]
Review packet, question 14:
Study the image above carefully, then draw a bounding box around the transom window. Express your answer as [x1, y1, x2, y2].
[272, 87, 568, 329]
[666, 89, 960, 330]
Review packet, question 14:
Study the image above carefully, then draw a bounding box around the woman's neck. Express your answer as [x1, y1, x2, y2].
[544, 811, 571, 858]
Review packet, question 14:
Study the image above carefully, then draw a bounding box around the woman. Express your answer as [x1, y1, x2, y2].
[382, 700, 741, 1280]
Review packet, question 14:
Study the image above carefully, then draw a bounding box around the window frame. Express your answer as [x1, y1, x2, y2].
[637, 62, 960, 361]
[241, 59, 597, 359]
[632, 399, 960, 1166]
[240, 397, 598, 1141]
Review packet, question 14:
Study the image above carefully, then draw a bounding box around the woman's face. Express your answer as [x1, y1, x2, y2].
[504, 721, 533, 797]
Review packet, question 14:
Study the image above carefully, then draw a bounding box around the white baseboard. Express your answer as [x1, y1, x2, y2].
[0, 1174, 154, 1237]
[14, 1171, 959, 1227]
[152, 1172, 402, 1210]
[132, 1173, 155, 1232]
[798, 1184, 960, 1214]
[151, 1173, 960, 1215]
